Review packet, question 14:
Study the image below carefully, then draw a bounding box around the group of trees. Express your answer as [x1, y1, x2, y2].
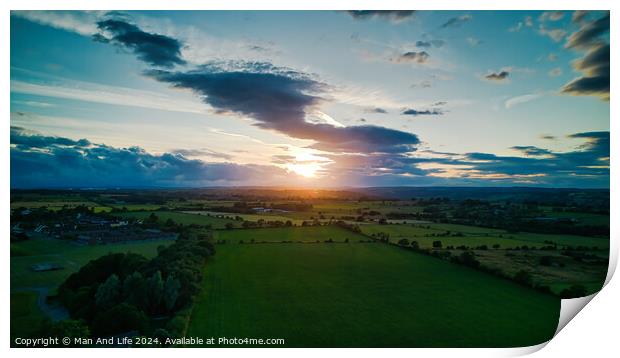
[56, 233, 215, 338]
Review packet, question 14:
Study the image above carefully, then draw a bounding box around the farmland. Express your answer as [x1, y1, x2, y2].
[10, 187, 609, 347]
[10, 236, 175, 339]
[187, 243, 560, 347]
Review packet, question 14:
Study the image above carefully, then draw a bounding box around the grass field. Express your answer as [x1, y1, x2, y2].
[359, 223, 608, 250]
[11, 238, 173, 291]
[212, 226, 368, 243]
[11, 237, 175, 341]
[114, 211, 239, 229]
[187, 243, 560, 347]
[10, 291, 47, 340]
[182, 211, 306, 225]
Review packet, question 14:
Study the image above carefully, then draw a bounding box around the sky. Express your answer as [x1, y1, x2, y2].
[10, 10, 610, 188]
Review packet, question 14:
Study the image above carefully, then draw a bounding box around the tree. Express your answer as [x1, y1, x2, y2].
[95, 274, 121, 309]
[514, 270, 533, 286]
[49, 319, 90, 342]
[225, 222, 234, 230]
[560, 284, 588, 298]
[457, 251, 480, 268]
[432, 240, 443, 249]
[148, 213, 159, 223]
[92, 303, 149, 337]
[410, 241, 419, 250]
[123, 271, 147, 309]
[539, 256, 553, 266]
[146, 271, 164, 312]
[397, 238, 410, 246]
[163, 275, 181, 312]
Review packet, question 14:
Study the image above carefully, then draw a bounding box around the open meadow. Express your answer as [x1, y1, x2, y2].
[187, 241, 560, 347]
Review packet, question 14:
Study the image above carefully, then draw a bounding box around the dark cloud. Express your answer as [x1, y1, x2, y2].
[456, 131, 609, 183]
[147, 61, 420, 154]
[364, 107, 388, 114]
[411, 80, 432, 88]
[416, 40, 444, 48]
[440, 14, 472, 28]
[10, 126, 90, 149]
[10, 127, 288, 188]
[322, 130, 608, 187]
[565, 12, 609, 50]
[391, 51, 430, 64]
[345, 10, 416, 22]
[95, 18, 185, 68]
[402, 108, 443, 116]
[510, 146, 553, 157]
[484, 70, 510, 82]
[562, 12, 609, 101]
[572, 10, 590, 24]
[416, 41, 432, 48]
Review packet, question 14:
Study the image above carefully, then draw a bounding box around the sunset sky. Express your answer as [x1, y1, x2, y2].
[10, 10, 610, 188]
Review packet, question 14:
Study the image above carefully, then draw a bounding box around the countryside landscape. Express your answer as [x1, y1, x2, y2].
[10, 10, 609, 348]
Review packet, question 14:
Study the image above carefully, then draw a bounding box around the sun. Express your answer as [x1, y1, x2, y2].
[287, 162, 321, 178]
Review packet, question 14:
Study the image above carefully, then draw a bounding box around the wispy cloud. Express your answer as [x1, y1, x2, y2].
[10, 78, 206, 114]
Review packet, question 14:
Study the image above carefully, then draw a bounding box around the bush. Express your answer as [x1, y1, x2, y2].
[539, 256, 553, 266]
[514, 270, 533, 286]
[91, 303, 149, 337]
[560, 284, 588, 298]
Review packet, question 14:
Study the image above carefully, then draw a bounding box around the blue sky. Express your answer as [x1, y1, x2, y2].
[10, 10, 609, 188]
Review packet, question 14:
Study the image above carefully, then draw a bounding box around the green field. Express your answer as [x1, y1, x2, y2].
[359, 223, 608, 250]
[10, 291, 47, 340]
[212, 225, 367, 243]
[183, 211, 306, 225]
[187, 242, 560, 347]
[114, 211, 239, 229]
[11, 238, 173, 291]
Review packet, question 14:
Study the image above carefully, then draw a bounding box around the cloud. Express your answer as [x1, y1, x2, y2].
[11, 10, 102, 35]
[411, 80, 432, 88]
[508, 16, 533, 32]
[322, 130, 609, 187]
[364, 107, 388, 114]
[171, 148, 233, 160]
[391, 51, 430, 64]
[483, 70, 510, 82]
[565, 12, 609, 49]
[10, 77, 206, 115]
[466, 37, 482, 46]
[440, 14, 472, 28]
[401, 108, 443, 116]
[10, 127, 291, 188]
[345, 10, 416, 23]
[548, 67, 562, 77]
[510, 146, 553, 156]
[94, 17, 186, 67]
[561, 12, 609, 101]
[440, 132, 609, 186]
[504, 93, 545, 108]
[416, 40, 444, 49]
[538, 26, 567, 42]
[147, 61, 420, 154]
[572, 10, 590, 24]
[539, 11, 565, 22]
